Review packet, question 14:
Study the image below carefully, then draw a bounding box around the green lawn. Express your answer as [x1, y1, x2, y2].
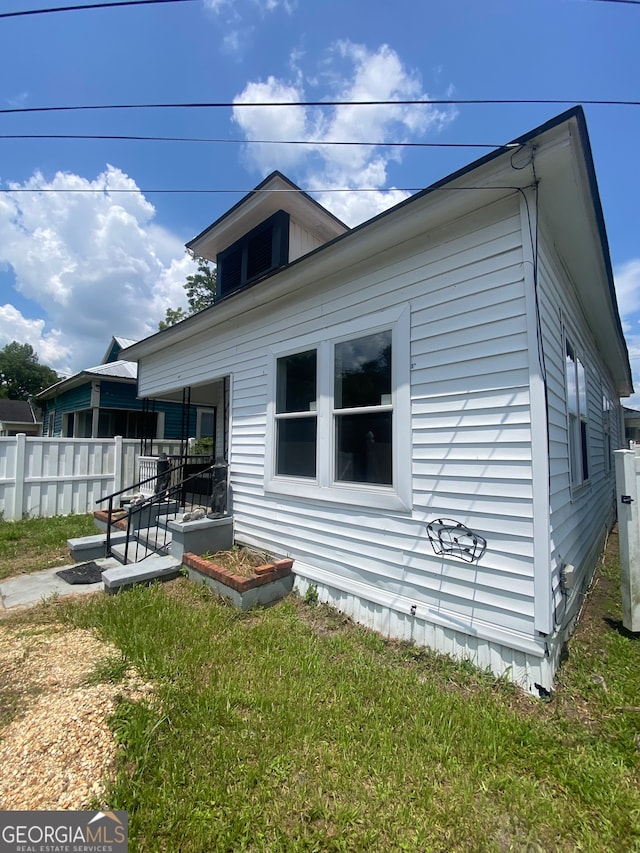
[0, 513, 96, 580]
[3, 520, 640, 850]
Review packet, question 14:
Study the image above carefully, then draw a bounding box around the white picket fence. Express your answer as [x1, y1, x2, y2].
[0, 435, 183, 521]
[614, 445, 640, 632]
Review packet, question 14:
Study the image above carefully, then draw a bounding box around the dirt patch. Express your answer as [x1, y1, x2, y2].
[0, 620, 152, 810]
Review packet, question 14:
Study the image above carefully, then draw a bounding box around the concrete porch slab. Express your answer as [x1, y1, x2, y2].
[0, 558, 121, 612]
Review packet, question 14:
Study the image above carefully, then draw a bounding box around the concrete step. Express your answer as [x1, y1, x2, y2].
[110, 539, 171, 564]
[102, 555, 182, 594]
[68, 531, 128, 562]
[135, 525, 173, 552]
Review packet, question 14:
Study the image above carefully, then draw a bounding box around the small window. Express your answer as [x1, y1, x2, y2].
[197, 409, 216, 439]
[565, 337, 589, 486]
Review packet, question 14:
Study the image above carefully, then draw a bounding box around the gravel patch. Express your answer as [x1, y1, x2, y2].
[0, 621, 151, 810]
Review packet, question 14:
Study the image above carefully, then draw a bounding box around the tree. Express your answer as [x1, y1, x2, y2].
[159, 252, 217, 330]
[0, 341, 60, 400]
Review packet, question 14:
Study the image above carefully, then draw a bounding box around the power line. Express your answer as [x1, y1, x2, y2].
[583, 0, 640, 5]
[0, 98, 639, 116]
[0, 185, 524, 195]
[0, 0, 197, 19]
[0, 133, 515, 150]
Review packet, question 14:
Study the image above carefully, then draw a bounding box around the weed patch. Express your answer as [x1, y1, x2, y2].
[2, 529, 639, 849]
[0, 514, 96, 580]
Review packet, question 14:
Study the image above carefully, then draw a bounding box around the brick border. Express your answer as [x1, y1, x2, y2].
[182, 552, 293, 594]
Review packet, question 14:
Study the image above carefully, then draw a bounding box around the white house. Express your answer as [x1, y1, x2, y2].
[123, 107, 632, 694]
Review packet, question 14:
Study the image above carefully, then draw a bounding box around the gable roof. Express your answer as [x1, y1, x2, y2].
[123, 107, 632, 396]
[0, 399, 41, 425]
[186, 171, 349, 260]
[38, 335, 140, 400]
[37, 358, 137, 399]
[101, 335, 138, 365]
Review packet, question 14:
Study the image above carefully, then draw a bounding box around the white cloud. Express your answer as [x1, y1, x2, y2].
[0, 305, 71, 372]
[614, 259, 640, 408]
[204, 0, 295, 13]
[204, 0, 295, 56]
[232, 41, 456, 225]
[0, 167, 195, 375]
[614, 259, 640, 324]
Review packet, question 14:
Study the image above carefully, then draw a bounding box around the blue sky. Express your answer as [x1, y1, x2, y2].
[0, 0, 638, 405]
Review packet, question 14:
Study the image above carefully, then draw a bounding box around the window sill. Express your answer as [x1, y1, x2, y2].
[265, 476, 412, 513]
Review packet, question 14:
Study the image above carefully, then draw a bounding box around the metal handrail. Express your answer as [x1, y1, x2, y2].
[98, 458, 214, 559]
[107, 463, 222, 563]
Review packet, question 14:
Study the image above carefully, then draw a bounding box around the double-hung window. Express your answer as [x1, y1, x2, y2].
[266, 307, 410, 511]
[565, 336, 589, 486]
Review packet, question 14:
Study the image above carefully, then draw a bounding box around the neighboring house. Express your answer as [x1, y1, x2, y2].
[623, 406, 640, 445]
[0, 399, 42, 436]
[37, 336, 217, 448]
[122, 107, 633, 694]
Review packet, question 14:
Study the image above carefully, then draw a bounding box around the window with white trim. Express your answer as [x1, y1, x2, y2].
[565, 337, 589, 486]
[266, 308, 411, 511]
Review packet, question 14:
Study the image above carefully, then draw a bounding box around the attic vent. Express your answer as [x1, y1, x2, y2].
[222, 246, 243, 293]
[217, 210, 290, 299]
[247, 227, 274, 279]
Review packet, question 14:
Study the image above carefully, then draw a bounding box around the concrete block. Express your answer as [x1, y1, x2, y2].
[67, 532, 127, 562]
[186, 567, 293, 610]
[167, 515, 233, 560]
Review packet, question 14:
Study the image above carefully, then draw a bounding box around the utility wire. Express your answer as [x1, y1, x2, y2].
[0, 0, 197, 19]
[0, 98, 639, 116]
[0, 185, 526, 195]
[0, 133, 516, 150]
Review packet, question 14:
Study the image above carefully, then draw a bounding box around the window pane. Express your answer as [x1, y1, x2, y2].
[199, 411, 215, 438]
[335, 411, 392, 485]
[580, 420, 589, 481]
[335, 331, 391, 409]
[277, 417, 317, 477]
[565, 340, 578, 416]
[277, 350, 317, 414]
[577, 358, 587, 416]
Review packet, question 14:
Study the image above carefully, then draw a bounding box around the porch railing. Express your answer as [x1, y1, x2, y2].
[96, 457, 228, 564]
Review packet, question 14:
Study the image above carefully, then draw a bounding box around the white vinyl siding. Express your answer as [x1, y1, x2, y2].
[138, 194, 541, 650]
[537, 224, 619, 630]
